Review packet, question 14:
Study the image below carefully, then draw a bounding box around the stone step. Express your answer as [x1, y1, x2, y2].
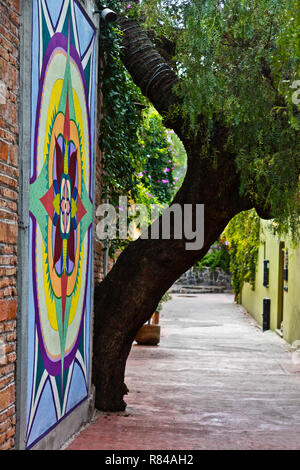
[170, 284, 231, 294]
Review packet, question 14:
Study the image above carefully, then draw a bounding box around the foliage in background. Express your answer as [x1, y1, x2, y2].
[195, 238, 231, 274]
[224, 209, 261, 299]
[136, 108, 177, 205]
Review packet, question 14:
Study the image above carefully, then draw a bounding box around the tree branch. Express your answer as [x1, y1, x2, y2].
[118, 17, 183, 134]
[146, 29, 177, 66]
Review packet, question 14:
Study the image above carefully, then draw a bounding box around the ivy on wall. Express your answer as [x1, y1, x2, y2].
[224, 209, 261, 299]
[99, 17, 145, 204]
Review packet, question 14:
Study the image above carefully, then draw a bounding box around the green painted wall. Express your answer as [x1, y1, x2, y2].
[241, 220, 300, 345]
[282, 242, 300, 344]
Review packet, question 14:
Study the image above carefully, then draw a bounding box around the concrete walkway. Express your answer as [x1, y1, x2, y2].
[67, 294, 300, 450]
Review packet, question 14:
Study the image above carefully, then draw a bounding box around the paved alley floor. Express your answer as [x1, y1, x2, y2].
[67, 293, 300, 450]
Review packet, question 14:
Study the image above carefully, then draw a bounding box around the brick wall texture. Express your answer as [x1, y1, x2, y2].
[94, 86, 115, 286]
[0, 0, 20, 450]
[94, 142, 115, 285]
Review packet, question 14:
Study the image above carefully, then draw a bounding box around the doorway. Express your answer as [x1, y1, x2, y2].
[277, 241, 285, 335]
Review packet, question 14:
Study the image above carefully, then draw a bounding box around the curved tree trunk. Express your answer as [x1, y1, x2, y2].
[92, 18, 260, 411]
[118, 19, 182, 131]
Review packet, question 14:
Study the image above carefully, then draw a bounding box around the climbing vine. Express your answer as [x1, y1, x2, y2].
[99, 12, 145, 204]
[224, 209, 261, 299]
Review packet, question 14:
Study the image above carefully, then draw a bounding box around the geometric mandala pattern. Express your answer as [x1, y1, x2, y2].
[26, 0, 96, 449]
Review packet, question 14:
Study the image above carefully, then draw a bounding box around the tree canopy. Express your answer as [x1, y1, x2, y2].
[103, 0, 300, 233]
[175, 0, 300, 234]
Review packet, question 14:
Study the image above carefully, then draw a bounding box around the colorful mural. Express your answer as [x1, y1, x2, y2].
[26, 0, 97, 449]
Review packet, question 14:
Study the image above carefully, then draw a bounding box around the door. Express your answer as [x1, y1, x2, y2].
[277, 242, 285, 333]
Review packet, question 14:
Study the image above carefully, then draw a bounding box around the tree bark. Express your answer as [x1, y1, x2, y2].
[118, 18, 183, 135]
[92, 18, 261, 411]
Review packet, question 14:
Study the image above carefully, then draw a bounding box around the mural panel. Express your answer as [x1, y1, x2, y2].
[26, 0, 97, 449]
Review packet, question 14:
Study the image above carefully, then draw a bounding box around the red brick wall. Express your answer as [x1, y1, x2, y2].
[94, 86, 115, 286]
[94, 143, 115, 284]
[0, 0, 20, 450]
